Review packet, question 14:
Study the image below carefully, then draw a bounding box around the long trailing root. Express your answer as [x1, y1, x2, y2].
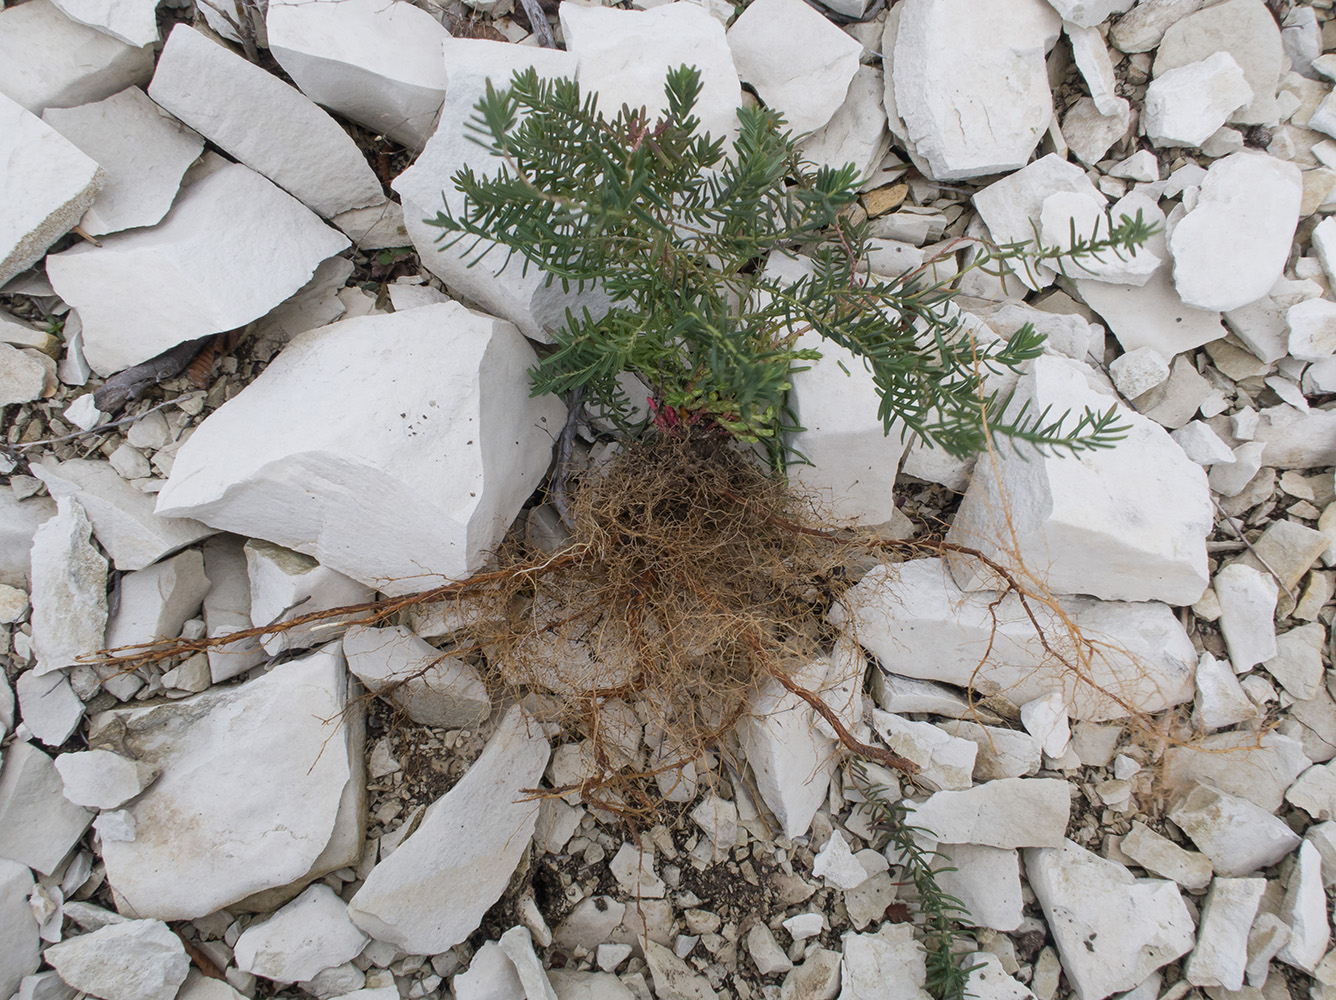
[91, 429, 1185, 819]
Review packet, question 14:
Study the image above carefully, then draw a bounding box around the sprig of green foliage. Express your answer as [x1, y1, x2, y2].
[850, 761, 982, 1000]
[427, 64, 1141, 468]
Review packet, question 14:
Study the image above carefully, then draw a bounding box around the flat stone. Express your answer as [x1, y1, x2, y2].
[149, 25, 381, 218]
[46, 162, 349, 376]
[908, 778, 1070, 849]
[343, 625, 489, 729]
[1110, 347, 1170, 399]
[48, 0, 157, 47]
[1047, 0, 1133, 27]
[103, 549, 210, 652]
[1194, 652, 1258, 730]
[1120, 821, 1213, 890]
[1213, 564, 1278, 672]
[1067, 23, 1120, 117]
[0, 343, 54, 408]
[1169, 783, 1301, 875]
[1169, 152, 1301, 312]
[946, 355, 1211, 605]
[0, 741, 94, 875]
[1025, 840, 1194, 1000]
[812, 829, 868, 890]
[234, 884, 369, 984]
[1171, 421, 1235, 465]
[1287, 297, 1336, 360]
[870, 711, 976, 791]
[727, 0, 859, 135]
[0, 488, 55, 590]
[54, 749, 153, 809]
[1110, 0, 1205, 53]
[1144, 52, 1253, 148]
[891, 0, 1060, 180]
[1166, 730, 1309, 813]
[45, 920, 188, 1000]
[330, 201, 410, 252]
[348, 707, 550, 954]
[0, 0, 153, 115]
[799, 66, 889, 179]
[778, 947, 841, 1000]
[1264, 624, 1325, 700]
[0, 858, 40, 1000]
[28, 496, 107, 676]
[155, 303, 563, 596]
[1153, 0, 1283, 126]
[266, 0, 449, 150]
[610, 843, 665, 898]
[1019, 692, 1070, 758]
[1062, 95, 1133, 165]
[0, 92, 102, 288]
[839, 924, 931, 1000]
[1287, 760, 1336, 820]
[1185, 877, 1266, 989]
[746, 923, 793, 976]
[643, 939, 717, 1000]
[1253, 403, 1336, 468]
[1277, 840, 1330, 972]
[500, 926, 559, 1000]
[938, 721, 1042, 780]
[90, 646, 361, 919]
[245, 541, 372, 655]
[16, 670, 85, 746]
[932, 844, 1023, 932]
[42, 88, 203, 237]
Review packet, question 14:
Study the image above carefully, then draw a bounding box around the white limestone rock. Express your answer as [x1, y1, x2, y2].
[16, 670, 85, 746]
[0, 488, 55, 589]
[1185, 877, 1265, 989]
[1163, 731, 1309, 813]
[1109, 0, 1205, 53]
[155, 302, 564, 597]
[54, 749, 153, 809]
[1019, 692, 1070, 758]
[47, 0, 157, 47]
[1144, 53, 1253, 148]
[736, 660, 834, 839]
[945, 355, 1211, 605]
[343, 625, 489, 729]
[1045, 0, 1133, 27]
[1109, 347, 1170, 399]
[1171, 421, 1235, 465]
[1194, 652, 1258, 730]
[348, 706, 551, 954]
[1066, 22, 1120, 117]
[234, 885, 369, 984]
[1287, 297, 1336, 360]
[200, 536, 266, 683]
[42, 88, 203, 237]
[29, 496, 107, 676]
[1076, 267, 1227, 357]
[1169, 152, 1302, 312]
[46, 162, 349, 376]
[840, 924, 931, 1000]
[0, 92, 102, 289]
[1213, 563, 1278, 672]
[1062, 95, 1133, 166]
[392, 39, 598, 344]
[962, 953, 1036, 1000]
[932, 844, 1023, 932]
[1120, 821, 1213, 890]
[831, 559, 1196, 721]
[0, 0, 153, 115]
[812, 829, 868, 890]
[1265, 623, 1325, 700]
[1026, 840, 1194, 1000]
[103, 549, 210, 652]
[909, 778, 1069, 849]
[90, 646, 361, 919]
[1277, 840, 1331, 971]
[1252, 403, 1336, 468]
[32, 459, 213, 571]
[939, 721, 1042, 780]
[0, 741, 94, 875]
[245, 541, 372, 655]
[560, 2, 740, 145]
[149, 25, 382, 218]
[643, 939, 718, 1000]
[1152, 0, 1283, 126]
[45, 920, 188, 1000]
[0, 859, 40, 1000]
[266, 0, 449, 150]
[1168, 783, 1300, 876]
[870, 711, 976, 791]
[1038, 191, 1162, 286]
[331, 201, 410, 252]
[891, 0, 1061, 180]
[799, 66, 889, 179]
[500, 926, 560, 1000]
[726, 0, 859, 136]
[746, 923, 793, 977]
[609, 843, 665, 898]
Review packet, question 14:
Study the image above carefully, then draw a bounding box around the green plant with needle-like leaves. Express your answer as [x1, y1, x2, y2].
[427, 64, 1145, 468]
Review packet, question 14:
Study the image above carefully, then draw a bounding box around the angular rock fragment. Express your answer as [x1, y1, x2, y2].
[54, 749, 153, 809]
[16, 670, 85, 746]
[245, 541, 372, 655]
[29, 497, 107, 676]
[266, 0, 449, 150]
[1025, 840, 1194, 1000]
[348, 707, 550, 954]
[233, 885, 368, 984]
[48, 0, 159, 48]
[155, 303, 564, 596]
[799, 66, 889, 179]
[931, 844, 1023, 932]
[43, 88, 204, 237]
[946, 355, 1211, 605]
[343, 625, 489, 729]
[200, 536, 266, 683]
[46, 163, 349, 376]
[1046, 0, 1133, 28]
[908, 778, 1069, 849]
[1184, 877, 1265, 989]
[90, 647, 362, 919]
[0, 93, 102, 289]
[45, 920, 188, 1000]
[1165, 731, 1309, 813]
[0, 858, 40, 1000]
[103, 549, 210, 652]
[1120, 821, 1213, 890]
[1152, 0, 1283, 125]
[0, 488, 55, 590]
[1213, 563, 1278, 672]
[1144, 53, 1252, 148]
[0, 0, 153, 115]
[870, 711, 975, 791]
[840, 924, 931, 1000]
[1168, 784, 1300, 875]
[1277, 840, 1331, 971]
[0, 741, 94, 875]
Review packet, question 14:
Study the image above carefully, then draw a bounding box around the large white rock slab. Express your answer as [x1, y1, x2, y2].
[1184, 877, 1265, 989]
[32, 458, 214, 571]
[1168, 152, 1301, 312]
[393, 38, 598, 344]
[945, 354, 1211, 605]
[0, 859, 40, 1000]
[343, 625, 490, 728]
[43, 88, 204, 237]
[89, 647, 361, 919]
[0, 0, 153, 115]
[726, 0, 859, 136]
[831, 559, 1196, 721]
[266, 0, 449, 150]
[891, 0, 1060, 180]
[1163, 731, 1309, 813]
[155, 302, 564, 596]
[29, 496, 107, 676]
[47, 162, 348, 376]
[149, 25, 382, 218]
[1152, 0, 1283, 126]
[45, 920, 188, 1000]
[560, 1, 741, 144]
[908, 778, 1069, 849]
[347, 706, 550, 954]
[233, 884, 368, 984]
[1025, 840, 1194, 1000]
[0, 741, 94, 875]
[48, 0, 158, 47]
[0, 92, 102, 289]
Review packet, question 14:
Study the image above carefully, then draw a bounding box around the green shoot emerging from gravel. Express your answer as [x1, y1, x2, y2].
[851, 761, 983, 1000]
[428, 64, 1143, 468]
